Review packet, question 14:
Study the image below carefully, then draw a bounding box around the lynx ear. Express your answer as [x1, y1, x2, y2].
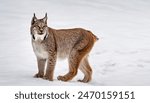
[43, 13, 47, 23]
[31, 13, 37, 25]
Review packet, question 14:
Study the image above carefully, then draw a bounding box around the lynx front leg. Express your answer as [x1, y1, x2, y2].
[43, 52, 57, 81]
[34, 58, 46, 78]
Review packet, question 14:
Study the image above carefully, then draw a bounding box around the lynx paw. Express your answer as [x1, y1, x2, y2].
[43, 76, 53, 81]
[78, 79, 90, 83]
[34, 73, 43, 78]
[78, 79, 87, 83]
[57, 76, 68, 82]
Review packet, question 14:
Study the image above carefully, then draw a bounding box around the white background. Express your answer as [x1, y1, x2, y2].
[0, 0, 150, 86]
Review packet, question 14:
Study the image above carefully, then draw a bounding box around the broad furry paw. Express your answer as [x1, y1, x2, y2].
[57, 76, 68, 82]
[78, 79, 87, 83]
[43, 76, 53, 81]
[78, 79, 90, 83]
[34, 73, 44, 78]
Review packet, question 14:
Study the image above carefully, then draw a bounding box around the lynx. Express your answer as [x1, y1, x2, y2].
[30, 13, 99, 83]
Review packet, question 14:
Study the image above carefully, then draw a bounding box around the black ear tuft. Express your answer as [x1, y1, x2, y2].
[43, 13, 48, 23]
[31, 13, 37, 25]
[44, 13, 47, 19]
[33, 13, 36, 18]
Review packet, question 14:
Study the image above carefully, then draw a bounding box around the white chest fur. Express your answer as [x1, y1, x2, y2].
[34, 32, 47, 41]
[32, 42, 48, 59]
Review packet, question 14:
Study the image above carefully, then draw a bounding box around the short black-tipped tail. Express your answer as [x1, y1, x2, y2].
[87, 30, 99, 42]
[93, 35, 99, 42]
[95, 36, 99, 41]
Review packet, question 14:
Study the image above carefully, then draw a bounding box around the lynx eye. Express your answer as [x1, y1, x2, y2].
[43, 26, 46, 28]
[41, 25, 46, 29]
[36, 26, 40, 29]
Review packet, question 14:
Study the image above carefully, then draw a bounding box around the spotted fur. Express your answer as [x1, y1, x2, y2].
[30, 13, 99, 82]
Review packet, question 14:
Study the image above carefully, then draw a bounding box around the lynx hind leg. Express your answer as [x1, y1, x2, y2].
[57, 50, 83, 82]
[57, 32, 95, 82]
[58, 39, 93, 82]
[78, 56, 92, 83]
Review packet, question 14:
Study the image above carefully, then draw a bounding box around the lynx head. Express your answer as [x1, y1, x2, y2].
[30, 13, 48, 41]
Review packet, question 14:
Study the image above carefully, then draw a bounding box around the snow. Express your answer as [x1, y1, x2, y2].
[0, 0, 150, 86]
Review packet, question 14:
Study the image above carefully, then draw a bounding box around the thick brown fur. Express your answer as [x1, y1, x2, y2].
[30, 13, 98, 83]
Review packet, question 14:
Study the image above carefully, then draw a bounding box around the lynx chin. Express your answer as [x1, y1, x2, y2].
[30, 13, 99, 83]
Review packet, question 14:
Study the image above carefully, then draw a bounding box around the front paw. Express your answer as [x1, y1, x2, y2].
[34, 73, 44, 78]
[57, 76, 68, 82]
[43, 75, 53, 81]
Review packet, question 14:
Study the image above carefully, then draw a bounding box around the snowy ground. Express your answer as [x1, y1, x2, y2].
[0, 0, 150, 86]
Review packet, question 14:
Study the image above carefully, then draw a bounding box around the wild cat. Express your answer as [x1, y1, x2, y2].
[30, 13, 99, 83]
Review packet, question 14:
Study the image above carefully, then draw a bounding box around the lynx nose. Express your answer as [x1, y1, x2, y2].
[39, 30, 44, 34]
[40, 28, 43, 31]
